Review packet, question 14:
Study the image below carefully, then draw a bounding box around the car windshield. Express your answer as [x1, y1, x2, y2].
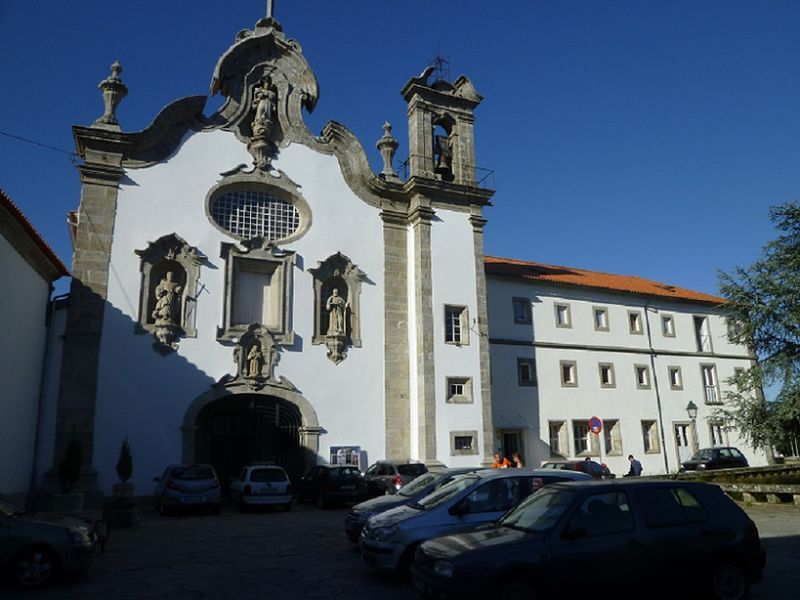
[172, 465, 215, 480]
[397, 464, 427, 476]
[398, 471, 438, 497]
[330, 467, 362, 479]
[417, 475, 479, 509]
[251, 468, 287, 482]
[501, 488, 576, 533]
[693, 449, 714, 460]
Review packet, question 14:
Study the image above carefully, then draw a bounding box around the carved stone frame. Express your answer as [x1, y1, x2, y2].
[135, 233, 204, 351]
[218, 242, 295, 344]
[309, 253, 368, 362]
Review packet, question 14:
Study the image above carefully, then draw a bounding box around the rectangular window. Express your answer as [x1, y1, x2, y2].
[603, 419, 622, 455]
[512, 297, 532, 324]
[694, 316, 712, 352]
[661, 314, 675, 337]
[549, 421, 566, 457]
[635, 364, 651, 389]
[232, 260, 280, 328]
[555, 303, 572, 328]
[454, 436, 473, 451]
[701, 364, 720, 404]
[668, 366, 683, 390]
[560, 360, 578, 387]
[517, 358, 537, 386]
[450, 430, 479, 456]
[445, 377, 473, 404]
[709, 423, 726, 447]
[599, 363, 615, 388]
[573, 421, 590, 455]
[593, 306, 609, 331]
[444, 305, 469, 345]
[733, 367, 746, 391]
[642, 420, 660, 453]
[628, 310, 643, 334]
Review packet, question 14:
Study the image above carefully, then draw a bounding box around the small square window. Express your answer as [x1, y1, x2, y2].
[668, 366, 683, 390]
[446, 377, 473, 404]
[517, 358, 537, 387]
[635, 365, 651, 389]
[454, 436, 473, 450]
[450, 430, 479, 456]
[661, 314, 675, 337]
[512, 298, 532, 324]
[560, 360, 578, 387]
[593, 306, 609, 332]
[628, 311, 643, 334]
[444, 305, 469, 345]
[555, 303, 572, 328]
[599, 363, 615, 388]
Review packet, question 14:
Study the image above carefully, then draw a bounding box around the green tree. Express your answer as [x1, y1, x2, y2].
[116, 438, 133, 483]
[719, 201, 800, 454]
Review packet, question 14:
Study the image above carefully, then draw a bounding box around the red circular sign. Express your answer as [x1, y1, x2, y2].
[589, 416, 603, 434]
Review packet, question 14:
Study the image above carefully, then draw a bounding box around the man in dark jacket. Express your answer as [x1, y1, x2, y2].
[626, 454, 643, 477]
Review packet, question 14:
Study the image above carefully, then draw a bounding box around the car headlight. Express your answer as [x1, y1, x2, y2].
[433, 560, 454, 578]
[68, 528, 91, 545]
[371, 525, 400, 542]
[698, 464, 707, 470]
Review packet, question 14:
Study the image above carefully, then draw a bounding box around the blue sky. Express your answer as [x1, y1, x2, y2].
[2, 1, 798, 297]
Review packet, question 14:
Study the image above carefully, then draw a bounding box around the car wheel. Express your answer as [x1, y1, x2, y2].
[13, 546, 58, 589]
[499, 580, 538, 600]
[316, 495, 327, 509]
[710, 561, 749, 600]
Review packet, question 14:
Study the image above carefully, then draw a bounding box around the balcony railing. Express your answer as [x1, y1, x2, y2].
[704, 385, 721, 404]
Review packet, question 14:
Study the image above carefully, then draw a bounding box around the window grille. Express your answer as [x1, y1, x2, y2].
[210, 189, 300, 240]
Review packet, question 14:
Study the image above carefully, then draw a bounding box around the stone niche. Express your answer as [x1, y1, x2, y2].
[309, 253, 368, 364]
[135, 233, 204, 352]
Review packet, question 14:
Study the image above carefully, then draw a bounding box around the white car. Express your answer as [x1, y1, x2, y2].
[360, 468, 592, 573]
[229, 465, 293, 511]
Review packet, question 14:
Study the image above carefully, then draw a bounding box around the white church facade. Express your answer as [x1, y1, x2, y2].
[32, 14, 765, 499]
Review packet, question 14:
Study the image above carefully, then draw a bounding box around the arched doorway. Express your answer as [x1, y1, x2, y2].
[196, 395, 303, 485]
[183, 385, 322, 488]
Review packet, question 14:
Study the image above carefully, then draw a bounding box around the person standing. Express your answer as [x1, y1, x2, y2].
[626, 454, 643, 477]
[511, 452, 525, 468]
[491, 452, 511, 468]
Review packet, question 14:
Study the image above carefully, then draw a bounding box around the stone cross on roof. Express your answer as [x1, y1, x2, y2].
[267, 0, 275, 19]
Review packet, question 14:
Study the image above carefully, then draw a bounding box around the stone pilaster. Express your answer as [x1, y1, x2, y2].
[409, 198, 442, 467]
[470, 211, 495, 466]
[406, 97, 435, 179]
[48, 152, 123, 497]
[381, 208, 410, 459]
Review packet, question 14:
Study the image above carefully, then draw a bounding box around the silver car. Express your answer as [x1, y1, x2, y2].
[359, 469, 591, 574]
[229, 464, 292, 511]
[153, 464, 221, 515]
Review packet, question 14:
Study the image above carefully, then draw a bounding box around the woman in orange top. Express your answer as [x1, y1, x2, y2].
[491, 452, 511, 468]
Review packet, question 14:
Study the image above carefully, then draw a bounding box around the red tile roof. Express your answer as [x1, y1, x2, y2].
[485, 256, 724, 305]
[1, 189, 69, 278]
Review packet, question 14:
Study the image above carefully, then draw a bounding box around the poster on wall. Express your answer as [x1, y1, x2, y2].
[330, 446, 361, 469]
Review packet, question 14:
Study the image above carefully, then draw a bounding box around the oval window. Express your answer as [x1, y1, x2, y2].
[209, 188, 300, 241]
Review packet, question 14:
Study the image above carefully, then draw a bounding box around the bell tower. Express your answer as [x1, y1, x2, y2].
[401, 66, 483, 186]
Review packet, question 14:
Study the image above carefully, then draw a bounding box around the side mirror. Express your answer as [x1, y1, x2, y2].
[449, 500, 470, 516]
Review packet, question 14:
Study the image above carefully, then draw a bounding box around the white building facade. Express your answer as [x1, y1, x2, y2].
[486, 256, 767, 476]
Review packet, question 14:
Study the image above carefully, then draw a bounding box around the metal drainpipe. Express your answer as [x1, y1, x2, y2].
[30, 292, 68, 494]
[643, 300, 671, 474]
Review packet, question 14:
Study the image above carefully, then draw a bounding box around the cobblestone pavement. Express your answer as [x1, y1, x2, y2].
[2, 502, 797, 599]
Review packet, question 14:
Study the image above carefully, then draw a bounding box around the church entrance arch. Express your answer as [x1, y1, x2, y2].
[182, 386, 321, 486]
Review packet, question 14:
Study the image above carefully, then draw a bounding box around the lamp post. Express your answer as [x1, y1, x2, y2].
[686, 401, 699, 454]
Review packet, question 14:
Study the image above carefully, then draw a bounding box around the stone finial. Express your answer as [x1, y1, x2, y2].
[376, 122, 400, 182]
[93, 61, 128, 131]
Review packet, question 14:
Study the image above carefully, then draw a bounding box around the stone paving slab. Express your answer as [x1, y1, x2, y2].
[1, 502, 796, 599]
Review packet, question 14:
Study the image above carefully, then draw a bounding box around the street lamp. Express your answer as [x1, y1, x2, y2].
[686, 401, 698, 420]
[686, 401, 699, 455]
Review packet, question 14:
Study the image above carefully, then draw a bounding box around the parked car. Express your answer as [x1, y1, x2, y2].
[229, 464, 292, 512]
[540, 459, 612, 479]
[153, 464, 221, 515]
[363, 460, 429, 497]
[359, 469, 591, 574]
[0, 496, 96, 588]
[681, 447, 749, 471]
[345, 467, 481, 543]
[411, 479, 766, 600]
[297, 465, 368, 509]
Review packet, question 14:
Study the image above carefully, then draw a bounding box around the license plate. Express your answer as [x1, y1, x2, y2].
[182, 495, 206, 504]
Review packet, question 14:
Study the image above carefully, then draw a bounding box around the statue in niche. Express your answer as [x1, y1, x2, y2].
[252, 77, 277, 137]
[434, 133, 453, 178]
[152, 271, 182, 325]
[326, 288, 348, 336]
[247, 343, 263, 379]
